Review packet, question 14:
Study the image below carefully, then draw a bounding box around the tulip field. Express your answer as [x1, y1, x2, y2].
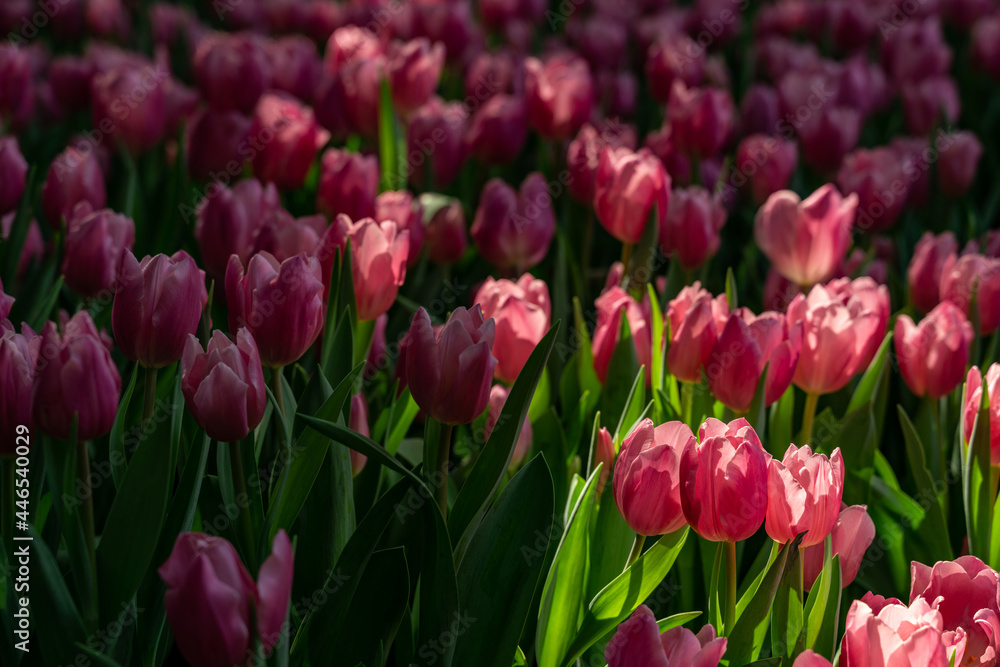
[4, 0, 1000, 666]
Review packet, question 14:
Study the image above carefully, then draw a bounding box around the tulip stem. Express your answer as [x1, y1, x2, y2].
[623, 533, 645, 572]
[142, 365, 157, 426]
[800, 392, 819, 445]
[725, 541, 737, 635]
[621, 243, 633, 278]
[437, 424, 453, 520]
[229, 440, 256, 569]
[682, 382, 695, 427]
[930, 397, 945, 485]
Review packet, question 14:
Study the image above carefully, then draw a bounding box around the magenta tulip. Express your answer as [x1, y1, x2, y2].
[185, 109, 252, 183]
[793, 651, 833, 667]
[766, 444, 844, 546]
[659, 186, 726, 272]
[265, 35, 320, 104]
[566, 122, 637, 204]
[594, 146, 670, 245]
[666, 81, 734, 158]
[524, 51, 594, 140]
[316, 148, 379, 222]
[465, 94, 528, 166]
[252, 211, 326, 264]
[195, 179, 280, 281]
[425, 200, 467, 265]
[407, 97, 468, 189]
[592, 285, 653, 385]
[474, 275, 550, 385]
[386, 38, 445, 115]
[91, 63, 167, 155]
[605, 605, 727, 667]
[963, 365, 1000, 465]
[895, 302, 974, 399]
[802, 504, 876, 591]
[796, 106, 862, 172]
[734, 134, 798, 206]
[902, 76, 960, 136]
[0, 323, 37, 453]
[62, 207, 135, 299]
[646, 36, 706, 103]
[0, 135, 26, 214]
[484, 384, 533, 470]
[42, 145, 107, 229]
[181, 329, 266, 443]
[471, 174, 555, 274]
[614, 419, 692, 536]
[375, 191, 424, 268]
[837, 147, 907, 233]
[249, 93, 327, 192]
[666, 283, 729, 385]
[193, 32, 270, 114]
[594, 426, 615, 498]
[939, 253, 1000, 335]
[939, 131, 983, 198]
[909, 232, 959, 314]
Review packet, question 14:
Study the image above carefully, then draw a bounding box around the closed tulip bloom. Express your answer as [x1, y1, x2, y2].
[895, 302, 974, 399]
[185, 109, 252, 183]
[755, 185, 857, 288]
[316, 148, 379, 222]
[940, 253, 1000, 335]
[0, 44, 33, 124]
[646, 36, 706, 103]
[265, 35, 320, 104]
[797, 106, 862, 172]
[802, 504, 876, 591]
[659, 186, 726, 272]
[252, 211, 326, 264]
[181, 329, 266, 443]
[320, 215, 408, 321]
[666, 283, 729, 384]
[973, 15, 1000, 80]
[963, 365, 1000, 464]
[159, 530, 294, 667]
[471, 174, 555, 274]
[837, 147, 907, 233]
[882, 16, 952, 83]
[484, 384, 533, 471]
[909, 232, 958, 313]
[566, 122, 637, 204]
[91, 63, 167, 155]
[939, 131, 983, 198]
[524, 52, 594, 140]
[613, 419, 692, 536]
[829, 277, 891, 369]
[403, 306, 496, 425]
[902, 77, 960, 136]
[386, 38, 445, 115]
[594, 146, 670, 245]
[249, 93, 327, 191]
[592, 286, 653, 385]
[793, 651, 833, 667]
[339, 55, 386, 138]
[766, 444, 844, 545]
[375, 191, 424, 268]
[226, 252, 325, 368]
[407, 97, 468, 188]
[32, 312, 121, 441]
[0, 324, 38, 452]
[425, 200, 467, 264]
[323, 26, 382, 75]
[42, 146, 107, 229]
[62, 208, 135, 299]
[0, 136, 26, 214]
[680, 418, 769, 542]
[605, 605, 727, 667]
[195, 179, 280, 281]
[594, 426, 615, 498]
[194, 32, 270, 114]
[474, 275, 550, 384]
[667, 81, 734, 158]
[465, 94, 528, 166]
[735, 134, 798, 206]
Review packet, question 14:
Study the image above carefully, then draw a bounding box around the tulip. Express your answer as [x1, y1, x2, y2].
[566, 122, 637, 204]
[252, 211, 326, 264]
[754, 184, 857, 288]
[323, 26, 382, 75]
[796, 106, 861, 172]
[841, 593, 967, 667]
[0, 278, 10, 321]
[802, 504, 876, 590]
[909, 232, 958, 313]
[734, 134, 798, 206]
[0, 324, 37, 453]
[594, 146, 670, 245]
[680, 418, 770, 543]
[666, 81, 734, 158]
[464, 50, 520, 103]
[181, 329, 266, 443]
[569, 16, 628, 70]
[32, 311, 121, 441]
[465, 94, 528, 166]
[524, 52, 594, 140]
[0, 44, 32, 125]
[613, 419, 692, 536]
[195, 179, 280, 281]
[666, 283, 729, 385]
[474, 275, 550, 385]
[938, 131, 983, 198]
[882, 17, 952, 83]
[605, 605, 727, 667]
[471, 174, 555, 274]
[49, 55, 93, 114]
[193, 32, 270, 114]
[909, 557, 1000, 666]
[706, 310, 802, 414]
[339, 55, 385, 138]
[595, 70, 638, 118]
[793, 651, 832, 667]
[424, 200, 467, 264]
[407, 97, 468, 189]
[895, 302, 974, 400]
[184, 109, 253, 183]
[159, 530, 294, 667]
[963, 365, 1000, 465]
[973, 15, 1000, 80]
[249, 93, 327, 191]
[0, 136, 26, 214]
[265, 35, 320, 104]
[316, 148, 379, 222]
[484, 384, 533, 471]
[41, 145, 107, 229]
[766, 444, 844, 545]
[61, 207, 135, 299]
[364, 314, 388, 380]
[113, 251, 207, 369]
[902, 77, 961, 136]
[386, 38, 445, 115]
[319, 215, 409, 322]
[91, 63, 167, 155]
[593, 286, 653, 385]
[402, 306, 496, 425]
[594, 426, 615, 498]
[375, 191, 424, 268]
[646, 36, 706, 103]
[225, 252, 325, 368]
[939, 253, 1000, 335]
[837, 147, 907, 233]
[659, 186, 726, 272]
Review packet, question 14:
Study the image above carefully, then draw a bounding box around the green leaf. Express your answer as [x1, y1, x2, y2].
[386, 389, 420, 455]
[601, 315, 640, 431]
[964, 380, 995, 561]
[613, 366, 647, 444]
[746, 361, 770, 437]
[564, 528, 690, 665]
[27, 525, 88, 666]
[298, 415, 422, 484]
[453, 456, 555, 667]
[835, 403, 878, 506]
[537, 464, 602, 667]
[378, 78, 406, 191]
[771, 544, 804, 661]
[846, 332, 893, 415]
[648, 284, 665, 393]
[810, 554, 842, 660]
[108, 364, 139, 490]
[725, 267, 739, 310]
[416, 496, 460, 665]
[657, 611, 702, 632]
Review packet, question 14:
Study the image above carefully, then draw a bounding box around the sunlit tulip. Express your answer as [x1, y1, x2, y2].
[249, 92, 327, 191]
[593, 286, 653, 385]
[963, 365, 1000, 465]
[894, 302, 974, 399]
[666, 283, 729, 385]
[474, 275, 550, 385]
[375, 191, 424, 268]
[766, 444, 844, 546]
[802, 504, 876, 591]
[666, 81, 733, 158]
[939, 253, 1000, 335]
[605, 605, 727, 667]
[386, 38, 445, 115]
[594, 146, 670, 245]
[524, 52, 594, 140]
[566, 122, 637, 204]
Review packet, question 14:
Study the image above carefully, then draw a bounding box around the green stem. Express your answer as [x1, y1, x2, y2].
[77, 440, 98, 624]
[929, 396, 944, 485]
[437, 424, 454, 520]
[621, 243, 633, 279]
[2, 458, 13, 552]
[709, 541, 724, 633]
[623, 533, 646, 572]
[801, 392, 819, 445]
[142, 365, 158, 426]
[228, 440, 257, 569]
[682, 382, 695, 427]
[725, 541, 737, 635]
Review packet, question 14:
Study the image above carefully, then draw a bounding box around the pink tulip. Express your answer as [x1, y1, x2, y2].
[193, 32, 270, 114]
[566, 121, 637, 204]
[613, 419, 692, 536]
[181, 329, 266, 443]
[605, 605, 727, 667]
[734, 134, 798, 206]
[471, 174, 555, 274]
[754, 184, 857, 288]
[524, 51, 594, 140]
[706, 309, 802, 413]
[316, 148, 379, 222]
[895, 302, 974, 399]
[113, 251, 207, 369]
[195, 179, 280, 281]
[465, 94, 528, 166]
[909, 232, 959, 313]
[802, 504, 876, 590]
[0, 135, 26, 214]
[938, 131, 983, 199]
[766, 444, 844, 546]
[593, 286, 653, 385]
[32, 311, 121, 441]
[474, 275, 550, 385]
[594, 426, 615, 498]
[484, 384, 533, 470]
[659, 186, 726, 272]
[407, 97, 468, 189]
[939, 253, 1000, 335]
[349, 393, 369, 476]
[91, 63, 167, 155]
[837, 147, 907, 233]
[159, 530, 293, 667]
[680, 418, 770, 542]
[62, 207, 135, 299]
[319, 215, 409, 322]
[225, 252, 325, 368]
[826, 277, 891, 370]
[402, 306, 496, 425]
[375, 191, 424, 268]
[323, 26, 382, 75]
[249, 93, 327, 191]
[0, 323, 38, 453]
[185, 109, 252, 183]
[793, 650, 833, 667]
[386, 38, 445, 115]
[963, 365, 1000, 465]
[666, 81, 734, 157]
[425, 200, 467, 265]
[41, 145, 107, 229]
[666, 283, 729, 385]
[594, 146, 670, 245]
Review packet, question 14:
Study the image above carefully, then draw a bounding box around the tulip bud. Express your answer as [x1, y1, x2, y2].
[592, 286, 653, 385]
[33, 311, 121, 441]
[594, 146, 670, 245]
[908, 232, 958, 314]
[734, 134, 797, 206]
[252, 211, 326, 263]
[465, 94, 528, 166]
[474, 275, 551, 385]
[895, 302, 974, 400]
[659, 186, 726, 272]
[402, 306, 496, 425]
[754, 184, 856, 288]
[681, 418, 769, 542]
[471, 174, 555, 274]
[386, 38, 445, 115]
[0, 324, 38, 453]
[666, 81, 734, 157]
[802, 505, 875, 591]
[42, 145, 107, 229]
[323, 26, 382, 75]
[938, 131, 982, 198]
[375, 191, 424, 268]
[836, 147, 907, 233]
[613, 419, 692, 536]
[464, 50, 521, 104]
[425, 200, 467, 265]
[226, 252, 325, 368]
[113, 251, 208, 369]
[666, 283, 729, 384]
[0, 44, 33, 125]
[194, 32, 270, 113]
[249, 93, 327, 191]
[939, 253, 1000, 335]
[195, 179, 280, 281]
[524, 52, 594, 140]
[605, 605, 727, 667]
[319, 215, 409, 322]
[0, 136, 26, 214]
[407, 98, 468, 189]
[316, 148, 379, 222]
[62, 208, 135, 299]
[484, 384, 533, 471]
[566, 122, 637, 204]
[339, 55, 385, 139]
[181, 329, 266, 443]
[594, 426, 615, 498]
[91, 63, 167, 155]
[963, 365, 1000, 465]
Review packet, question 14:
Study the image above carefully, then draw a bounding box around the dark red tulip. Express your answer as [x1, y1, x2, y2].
[62, 207, 134, 299]
[407, 97, 468, 189]
[386, 38, 446, 115]
[249, 92, 327, 191]
[316, 148, 379, 222]
[185, 109, 253, 183]
[194, 32, 270, 114]
[524, 52, 594, 140]
[471, 173, 555, 274]
[465, 94, 528, 166]
[41, 145, 107, 229]
[195, 179, 280, 281]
